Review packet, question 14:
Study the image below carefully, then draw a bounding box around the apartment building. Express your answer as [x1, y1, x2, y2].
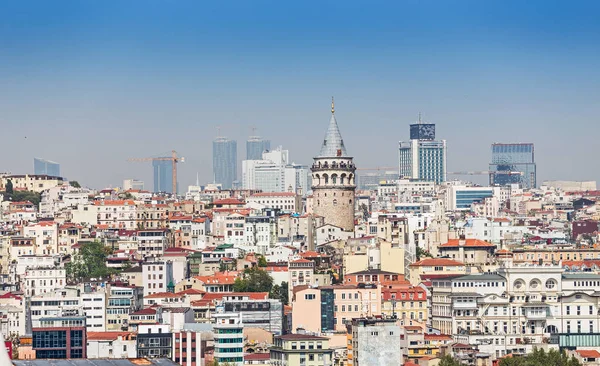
[142, 261, 174, 296]
[270, 333, 333, 366]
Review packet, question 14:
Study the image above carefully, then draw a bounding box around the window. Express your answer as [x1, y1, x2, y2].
[304, 294, 315, 300]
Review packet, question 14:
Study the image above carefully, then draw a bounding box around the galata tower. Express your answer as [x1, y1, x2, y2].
[311, 98, 356, 232]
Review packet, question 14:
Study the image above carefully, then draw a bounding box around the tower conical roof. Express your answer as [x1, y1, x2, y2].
[318, 112, 348, 158]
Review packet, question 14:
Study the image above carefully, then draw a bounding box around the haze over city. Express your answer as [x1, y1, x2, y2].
[1, 1, 600, 188]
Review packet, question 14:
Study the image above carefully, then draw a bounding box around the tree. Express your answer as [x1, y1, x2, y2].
[416, 246, 433, 260]
[498, 348, 581, 366]
[5, 179, 13, 194]
[65, 241, 114, 282]
[269, 281, 289, 305]
[70, 181, 81, 188]
[233, 267, 273, 293]
[438, 355, 461, 366]
[257, 255, 268, 267]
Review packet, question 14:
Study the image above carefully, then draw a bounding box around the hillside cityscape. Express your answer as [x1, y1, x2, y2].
[3, 1, 600, 366]
[1, 103, 600, 366]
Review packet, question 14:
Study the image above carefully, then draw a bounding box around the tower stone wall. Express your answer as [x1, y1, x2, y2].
[311, 101, 356, 232]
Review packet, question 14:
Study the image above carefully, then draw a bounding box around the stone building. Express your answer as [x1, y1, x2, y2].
[311, 99, 356, 232]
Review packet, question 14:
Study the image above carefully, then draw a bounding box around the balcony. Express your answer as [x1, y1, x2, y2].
[453, 302, 478, 309]
[525, 310, 547, 320]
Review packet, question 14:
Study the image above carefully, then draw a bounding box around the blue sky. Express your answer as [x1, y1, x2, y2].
[1, 1, 599, 188]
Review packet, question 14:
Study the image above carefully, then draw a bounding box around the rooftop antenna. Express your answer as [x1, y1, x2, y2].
[251, 126, 257, 137]
[331, 96, 335, 114]
[418, 112, 422, 124]
[196, 172, 199, 187]
[216, 125, 222, 138]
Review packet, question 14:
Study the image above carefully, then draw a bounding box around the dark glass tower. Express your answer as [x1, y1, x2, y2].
[246, 136, 271, 160]
[153, 160, 173, 193]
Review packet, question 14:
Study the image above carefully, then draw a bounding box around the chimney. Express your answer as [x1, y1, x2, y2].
[458, 234, 466, 246]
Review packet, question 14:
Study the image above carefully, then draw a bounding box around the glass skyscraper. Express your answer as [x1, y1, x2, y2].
[489, 143, 536, 188]
[34, 158, 61, 177]
[153, 159, 173, 193]
[246, 136, 270, 160]
[398, 121, 447, 184]
[213, 137, 237, 189]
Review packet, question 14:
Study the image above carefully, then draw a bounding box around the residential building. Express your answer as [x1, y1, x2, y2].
[270, 333, 333, 366]
[93, 200, 137, 229]
[81, 285, 107, 331]
[247, 192, 302, 212]
[137, 323, 172, 358]
[220, 297, 284, 335]
[0, 174, 64, 193]
[173, 325, 213, 366]
[86, 331, 137, 359]
[398, 120, 446, 184]
[311, 100, 356, 232]
[349, 317, 402, 366]
[107, 285, 143, 331]
[213, 137, 238, 189]
[445, 185, 501, 211]
[32, 316, 87, 359]
[33, 158, 61, 177]
[437, 238, 496, 266]
[291, 284, 382, 334]
[407, 258, 466, 285]
[22, 266, 66, 297]
[137, 229, 169, 258]
[213, 312, 244, 366]
[381, 285, 428, 321]
[247, 135, 271, 160]
[142, 261, 175, 296]
[489, 143, 536, 189]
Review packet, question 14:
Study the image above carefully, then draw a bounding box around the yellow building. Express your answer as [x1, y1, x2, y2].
[408, 258, 466, 285]
[270, 334, 334, 366]
[343, 239, 405, 275]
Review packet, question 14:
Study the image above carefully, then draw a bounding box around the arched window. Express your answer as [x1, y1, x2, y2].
[331, 174, 338, 184]
[340, 174, 346, 184]
[323, 174, 329, 185]
[315, 174, 321, 186]
[333, 199, 338, 205]
[348, 174, 354, 185]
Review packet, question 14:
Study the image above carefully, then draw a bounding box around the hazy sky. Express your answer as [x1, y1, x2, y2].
[1, 1, 599, 189]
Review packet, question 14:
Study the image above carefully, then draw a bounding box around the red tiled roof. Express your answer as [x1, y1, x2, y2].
[439, 239, 495, 248]
[213, 198, 245, 205]
[131, 308, 157, 315]
[244, 353, 271, 361]
[576, 350, 600, 358]
[145, 292, 183, 299]
[93, 200, 135, 206]
[190, 292, 269, 306]
[176, 288, 206, 295]
[87, 331, 133, 341]
[409, 258, 465, 267]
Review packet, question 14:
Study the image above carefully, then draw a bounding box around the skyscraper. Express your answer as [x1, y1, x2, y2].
[489, 143, 536, 188]
[213, 137, 237, 189]
[246, 135, 271, 160]
[311, 99, 356, 231]
[398, 117, 447, 184]
[153, 160, 173, 193]
[33, 158, 61, 177]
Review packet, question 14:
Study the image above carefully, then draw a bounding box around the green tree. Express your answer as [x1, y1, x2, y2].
[499, 348, 581, 366]
[416, 246, 433, 260]
[5, 179, 13, 194]
[233, 267, 273, 293]
[65, 241, 114, 282]
[438, 355, 461, 366]
[269, 281, 289, 305]
[257, 255, 268, 267]
[70, 181, 81, 188]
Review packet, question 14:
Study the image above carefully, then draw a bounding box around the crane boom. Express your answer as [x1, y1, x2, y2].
[127, 150, 183, 194]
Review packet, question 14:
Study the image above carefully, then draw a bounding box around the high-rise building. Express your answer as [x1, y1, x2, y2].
[33, 158, 61, 177]
[311, 99, 356, 231]
[489, 143, 536, 189]
[123, 179, 144, 191]
[213, 137, 237, 189]
[246, 135, 271, 160]
[242, 147, 310, 194]
[213, 312, 244, 366]
[152, 160, 173, 193]
[398, 118, 446, 184]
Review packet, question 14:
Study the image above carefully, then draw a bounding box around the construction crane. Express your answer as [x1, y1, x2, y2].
[127, 150, 184, 194]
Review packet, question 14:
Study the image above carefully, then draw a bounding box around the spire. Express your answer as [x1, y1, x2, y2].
[196, 172, 199, 186]
[319, 99, 348, 157]
[331, 96, 335, 114]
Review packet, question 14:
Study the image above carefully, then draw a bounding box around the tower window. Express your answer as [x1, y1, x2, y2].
[349, 199, 352, 204]
[333, 199, 338, 206]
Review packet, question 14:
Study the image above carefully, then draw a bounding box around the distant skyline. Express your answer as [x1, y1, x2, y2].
[1, 1, 599, 189]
